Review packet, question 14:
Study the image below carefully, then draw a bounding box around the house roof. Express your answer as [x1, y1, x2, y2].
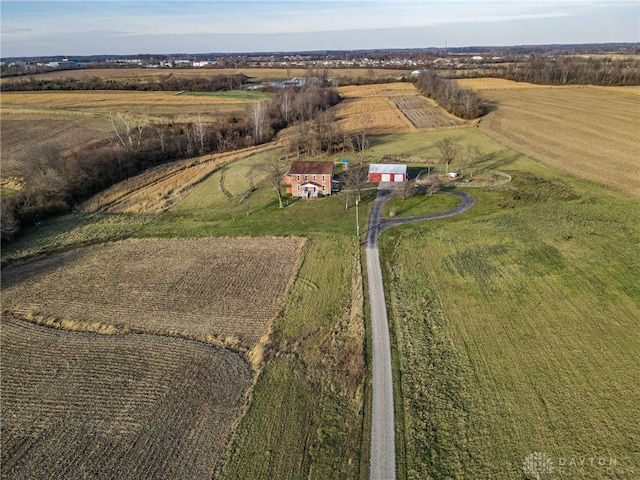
[368, 164, 407, 174]
[288, 161, 334, 176]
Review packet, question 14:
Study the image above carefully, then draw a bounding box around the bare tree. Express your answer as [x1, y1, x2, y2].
[423, 176, 442, 196]
[248, 101, 268, 145]
[353, 111, 370, 163]
[109, 111, 147, 150]
[194, 114, 207, 153]
[435, 137, 459, 174]
[459, 145, 482, 177]
[259, 155, 287, 208]
[401, 179, 416, 200]
[342, 163, 369, 209]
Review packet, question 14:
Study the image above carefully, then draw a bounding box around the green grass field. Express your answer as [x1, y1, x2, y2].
[379, 161, 640, 479]
[220, 237, 367, 480]
[383, 191, 461, 219]
[135, 152, 372, 239]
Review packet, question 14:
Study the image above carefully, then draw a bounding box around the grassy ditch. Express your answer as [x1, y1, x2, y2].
[220, 237, 368, 480]
[379, 169, 640, 479]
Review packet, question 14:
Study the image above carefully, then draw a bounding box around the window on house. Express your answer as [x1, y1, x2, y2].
[297, 175, 300, 181]
[304, 175, 308, 181]
[297, 184, 300, 191]
[322, 185, 326, 191]
[313, 175, 316, 182]
[322, 175, 325, 182]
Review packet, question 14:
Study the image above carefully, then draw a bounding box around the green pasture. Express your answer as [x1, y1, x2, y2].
[383, 191, 461, 219]
[136, 152, 372, 239]
[379, 164, 640, 479]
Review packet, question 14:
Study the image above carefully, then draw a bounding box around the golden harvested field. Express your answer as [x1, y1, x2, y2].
[81, 143, 280, 214]
[1, 313, 253, 479]
[0, 90, 261, 178]
[0, 114, 113, 176]
[1, 67, 411, 84]
[336, 82, 463, 135]
[477, 85, 640, 198]
[0, 90, 252, 119]
[2, 237, 306, 349]
[455, 77, 553, 91]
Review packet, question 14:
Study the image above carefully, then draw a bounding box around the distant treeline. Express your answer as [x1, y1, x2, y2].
[494, 56, 640, 85]
[1, 74, 250, 92]
[1, 83, 347, 242]
[415, 70, 483, 120]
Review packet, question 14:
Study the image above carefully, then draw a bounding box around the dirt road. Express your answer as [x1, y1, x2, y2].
[367, 184, 474, 480]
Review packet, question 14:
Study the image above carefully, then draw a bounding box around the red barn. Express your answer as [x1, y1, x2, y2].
[284, 161, 335, 199]
[368, 164, 407, 182]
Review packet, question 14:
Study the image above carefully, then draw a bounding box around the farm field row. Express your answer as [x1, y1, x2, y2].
[472, 84, 640, 198]
[335, 82, 468, 135]
[0, 67, 412, 84]
[2, 237, 305, 350]
[391, 96, 464, 129]
[1, 313, 252, 480]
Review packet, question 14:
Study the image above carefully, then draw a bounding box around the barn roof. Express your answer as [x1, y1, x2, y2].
[288, 161, 334, 176]
[368, 164, 407, 174]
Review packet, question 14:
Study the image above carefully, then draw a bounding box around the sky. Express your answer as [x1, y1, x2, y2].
[1, 0, 638, 58]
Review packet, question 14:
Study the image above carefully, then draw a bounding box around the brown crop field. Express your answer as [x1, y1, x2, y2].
[335, 82, 418, 134]
[2, 237, 306, 349]
[0, 90, 253, 120]
[0, 114, 114, 177]
[1, 313, 253, 479]
[0, 67, 411, 84]
[81, 143, 280, 214]
[391, 96, 465, 128]
[473, 84, 640, 198]
[335, 82, 468, 135]
[2, 236, 306, 477]
[0, 90, 261, 178]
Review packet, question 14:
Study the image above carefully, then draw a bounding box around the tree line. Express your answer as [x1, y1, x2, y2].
[1, 84, 347, 242]
[415, 70, 483, 119]
[494, 55, 640, 86]
[1, 74, 250, 92]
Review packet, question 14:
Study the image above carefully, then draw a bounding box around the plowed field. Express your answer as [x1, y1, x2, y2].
[391, 96, 464, 128]
[2, 237, 305, 349]
[335, 82, 467, 134]
[473, 83, 640, 198]
[1, 314, 252, 480]
[1, 236, 305, 479]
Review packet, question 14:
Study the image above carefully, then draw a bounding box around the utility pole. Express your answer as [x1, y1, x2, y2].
[355, 198, 360, 237]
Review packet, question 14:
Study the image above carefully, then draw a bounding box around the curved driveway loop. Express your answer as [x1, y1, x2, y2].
[367, 184, 474, 480]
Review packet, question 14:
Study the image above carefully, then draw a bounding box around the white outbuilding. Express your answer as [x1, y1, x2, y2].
[368, 164, 407, 183]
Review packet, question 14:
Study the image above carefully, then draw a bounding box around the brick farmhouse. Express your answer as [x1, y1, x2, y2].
[284, 161, 335, 199]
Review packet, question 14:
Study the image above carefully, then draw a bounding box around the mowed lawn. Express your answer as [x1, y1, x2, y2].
[380, 165, 640, 478]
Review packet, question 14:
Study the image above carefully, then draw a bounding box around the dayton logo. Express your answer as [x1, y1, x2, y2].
[523, 451, 554, 479]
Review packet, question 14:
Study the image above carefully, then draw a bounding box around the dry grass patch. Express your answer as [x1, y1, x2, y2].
[1, 313, 252, 480]
[478, 86, 640, 198]
[81, 143, 280, 214]
[2, 236, 306, 350]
